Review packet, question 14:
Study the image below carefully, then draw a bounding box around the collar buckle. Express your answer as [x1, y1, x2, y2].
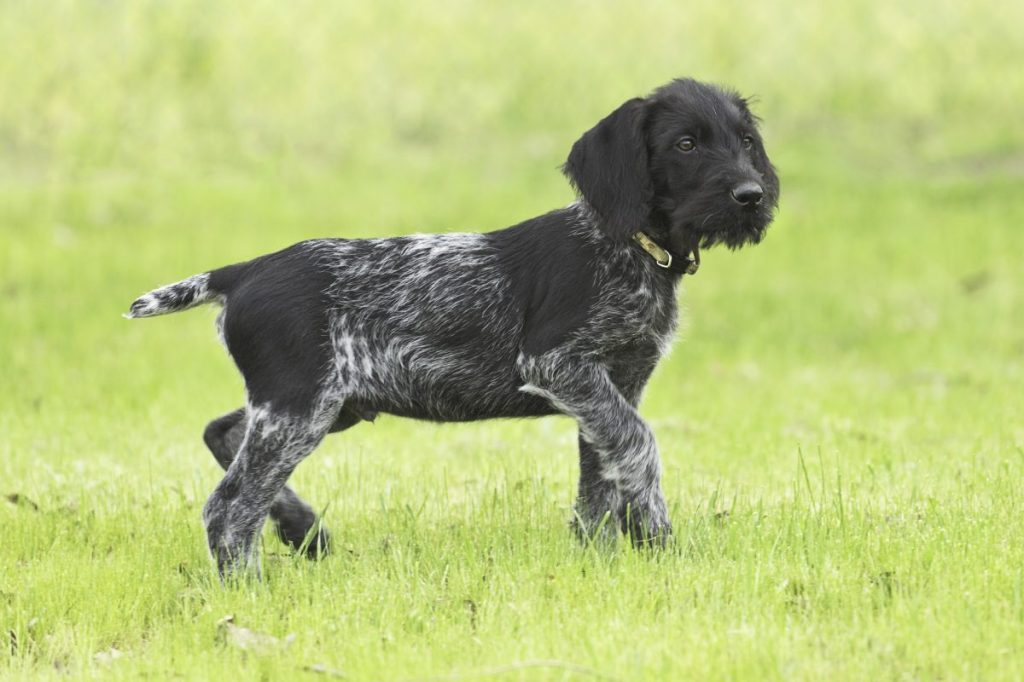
[683, 251, 700, 275]
[633, 231, 699, 275]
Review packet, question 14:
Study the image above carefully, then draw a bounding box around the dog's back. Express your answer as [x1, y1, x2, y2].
[126, 233, 550, 421]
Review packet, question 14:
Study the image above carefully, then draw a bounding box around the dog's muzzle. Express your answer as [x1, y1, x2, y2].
[730, 181, 764, 206]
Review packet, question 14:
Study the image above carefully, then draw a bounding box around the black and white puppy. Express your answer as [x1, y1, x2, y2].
[127, 78, 779, 576]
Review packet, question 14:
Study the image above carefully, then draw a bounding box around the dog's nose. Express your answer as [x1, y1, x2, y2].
[731, 181, 763, 206]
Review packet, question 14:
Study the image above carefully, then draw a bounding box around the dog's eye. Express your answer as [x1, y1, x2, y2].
[675, 137, 696, 153]
[742, 135, 754, 150]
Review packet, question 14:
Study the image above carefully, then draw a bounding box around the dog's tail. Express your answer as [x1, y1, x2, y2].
[125, 271, 225, 319]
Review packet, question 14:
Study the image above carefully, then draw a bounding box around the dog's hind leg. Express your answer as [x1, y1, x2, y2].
[203, 398, 343, 577]
[203, 406, 362, 558]
[202, 408, 247, 470]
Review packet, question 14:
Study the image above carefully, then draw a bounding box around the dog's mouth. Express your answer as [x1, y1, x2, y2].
[668, 199, 776, 252]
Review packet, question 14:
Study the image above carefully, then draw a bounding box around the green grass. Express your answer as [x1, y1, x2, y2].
[2, 1, 1024, 679]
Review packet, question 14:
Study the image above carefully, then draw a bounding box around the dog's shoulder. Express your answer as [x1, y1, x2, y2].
[487, 207, 603, 356]
[488, 206, 680, 360]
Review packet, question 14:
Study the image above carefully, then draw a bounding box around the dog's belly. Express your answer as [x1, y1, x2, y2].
[369, 388, 556, 423]
[349, 348, 556, 422]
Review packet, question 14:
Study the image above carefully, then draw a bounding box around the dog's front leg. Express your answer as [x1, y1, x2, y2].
[520, 358, 671, 547]
[572, 435, 623, 544]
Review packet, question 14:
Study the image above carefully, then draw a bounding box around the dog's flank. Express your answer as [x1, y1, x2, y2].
[127, 78, 779, 577]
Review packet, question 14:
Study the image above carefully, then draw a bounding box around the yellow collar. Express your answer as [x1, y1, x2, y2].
[632, 231, 700, 275]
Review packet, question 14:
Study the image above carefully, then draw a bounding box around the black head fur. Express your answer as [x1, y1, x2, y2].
[564, 78, 779, 253]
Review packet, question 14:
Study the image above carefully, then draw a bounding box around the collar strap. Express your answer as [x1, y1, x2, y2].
[632, 231, 700, 275]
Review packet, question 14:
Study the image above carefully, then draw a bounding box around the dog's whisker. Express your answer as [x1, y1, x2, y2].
[699, 210, 720, 231]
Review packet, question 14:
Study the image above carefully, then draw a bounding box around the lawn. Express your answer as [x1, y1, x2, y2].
[2, 1, 1023, 679]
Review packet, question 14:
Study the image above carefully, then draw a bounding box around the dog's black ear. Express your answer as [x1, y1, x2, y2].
[563, 97, 652, 241]
[731, 93, 760, 125]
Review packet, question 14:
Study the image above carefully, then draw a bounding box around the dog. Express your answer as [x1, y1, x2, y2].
[127, 78, 779, 576]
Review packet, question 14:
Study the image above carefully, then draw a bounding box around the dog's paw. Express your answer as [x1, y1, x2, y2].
[572, 488, 623, 548]
[275, 517, 332, 559]
[270, 493, 332, 559]
[571, 509, 619, 548]
[203, 491, 264, 579]
[620, 492, 672, 549]
[211, 543, 263, 582]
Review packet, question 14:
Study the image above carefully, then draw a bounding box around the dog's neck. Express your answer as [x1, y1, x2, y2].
[634, 216, 700, 276]
[632, 232, 699, 275]
[572, 200, 699, 276]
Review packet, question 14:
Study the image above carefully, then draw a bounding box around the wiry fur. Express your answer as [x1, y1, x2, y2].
[125, 273, 220, 319]
[127, 78, 779, 577]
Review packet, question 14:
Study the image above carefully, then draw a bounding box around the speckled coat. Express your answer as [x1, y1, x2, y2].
[128, 78, 778, 576]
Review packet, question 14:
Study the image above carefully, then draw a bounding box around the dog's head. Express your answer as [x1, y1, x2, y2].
[564, 78, 779, 253]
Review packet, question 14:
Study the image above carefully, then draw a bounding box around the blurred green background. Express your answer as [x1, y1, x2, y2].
[2, 1, 1023, 679]
[2, 0, 1021, 426]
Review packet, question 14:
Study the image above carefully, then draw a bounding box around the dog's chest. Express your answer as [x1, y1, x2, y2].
[594, 270, 679, 357]
[647, 288, 679, 351]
